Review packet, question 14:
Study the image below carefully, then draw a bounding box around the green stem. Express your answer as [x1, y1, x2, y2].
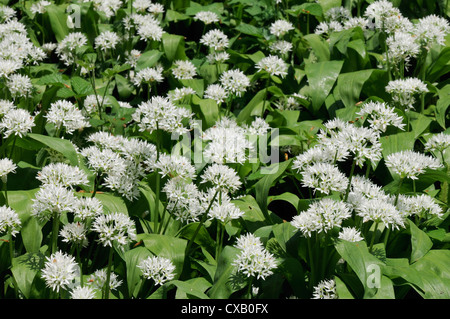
[344, 159, 356, 202]
[307, 236, 316, 290]
[247, 276, 254, 299]
[8, 231, 19, 298]
[9, 135, 17, 160]
[369, 221, 379, 253]
[51, 212, 60, 255]
[185, 190, 219, 256]
[104, 246, 114, 299]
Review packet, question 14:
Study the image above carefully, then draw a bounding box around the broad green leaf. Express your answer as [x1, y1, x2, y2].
[94, 193, 129, 214]
[207, 245, 240, 299]
[135, 50, 163, 71]
[436, 84, 450, 129]
[236, 89, 267, 124]
[124, 246, 152, 298]
[27, 133, 79, 166]
[380, 132, 415, 158]
[172, 278, 211, 299]
[235, 23, 263, 38]
[335, 240, 385, 299]
[45, 5, 69, 42]
[178, 222, 216, 256]
[335, 69, 374, 108]
[255, 159, 292, 223]
[305, 60, 343, 115]
[11, 251, 46, 299]
[409, 219, 433, 263]
[303, 34, 330, 62]
[138, 233, 187, 279]
[7, 189, 42, 253]
[162, 33, 187, 62]
[71, 76, 93, 96]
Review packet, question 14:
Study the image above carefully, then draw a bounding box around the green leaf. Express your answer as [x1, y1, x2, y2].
[335, 69, 374, 108]
[71, 76, 93, 96]
[162, 33, 187, 63]
[305, 60, 344, 115]
[172, 278, 211, 299]
[235, 23, 264, 38]
[26, 133, 80, 166]
[124, 246, 152, 298]
[11, 251, 46, 299]
[207, 245, 240, 299]
[138, 233, 188, 280]
[236, 88, 267, 124]
[255, 159, 292, 223]
[135, 50, 163, 71]
[436, 84, 450, 129]
[335, 240, 386, 299]
[409, 219, 433, 263]
[45, 4, 69, 42]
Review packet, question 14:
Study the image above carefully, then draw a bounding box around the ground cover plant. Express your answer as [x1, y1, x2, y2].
[0, 0, 449, 300]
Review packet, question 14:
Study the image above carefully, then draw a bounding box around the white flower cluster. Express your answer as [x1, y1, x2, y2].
[91, 211, 137, 247]
[385, 78, 428, 110]
[0, 205, 21, 237]
[46, 100, 91, 135]
[138, 255, 176, 285]
[291, 198, 352, 237]
[312, 278, 338, 299]
[41, 250, 79, 293]
[232, 233, 278, 280]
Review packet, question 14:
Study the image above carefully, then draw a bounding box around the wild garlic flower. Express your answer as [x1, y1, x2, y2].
[83, 94, 110, 115]
[102, 166, 142, 201]
[385, 150, 443, 180]
[208, 196, 245, 223]
[315, 21, 343, 36]
[301, 162, 349, 195]
[136, 17, 164, 42]
[60, 222, 88, 248]
[73, 197, 104, 221]
[255, 55, 288, 78]
[167, 87, 196, 103]
[201, 117, 253, 164]
[291, 198, 352, 237]
[0, 100, 15, 116]
[245, 117, 270, 136]
[138, 256, 176, 286]
[325, 7, 351, 23]
[396, 194, 443, 220]
[133, 65, 164, 86]
[0, 205, 21, 237]
[6, 73, 33, 98]
[232, 233, 278, 280]
[132, 96, 193, 135]
[206, 51, 230, 64]
[312, 279, 338, 299]
[91, 212, 137, 247]
[0, 5, 16, 22]
[70, 286, 97, 299]
[424, 132, 450, 154]
[200, 163, 242, 194]
[171, 60, 197, 80]
[0, 59, 21, 78]
[343, 17, 371, 31]
[355, 197, 405, 230]
[269, 19, 294, 37]
[385, 32, 420, 71]
[163, 177, 203, 223]
[90, 0, 122, 19]
[200, 29, 229, 51]
[338, 227, 364, 242]
[94, 31, 120, 51]
[357, 101, 405, 132]
[125, 49, 141, 68]
[151, 153, 196, 180]
[219, 69, 250, 97]
[0, 158, 17, 183]
[45, 100, 91, 134]
[204, 84, 228, 104]
[414, 14, 450, 49]
[291, 145, 338, 172]
[81, 146, 127, 176]
[31, 184, 77, 221]
[30, 1, 51, 14]
[385, 77, 428, 110]
[364, 0, 401, 32]
[347, 175, 390, 208]
[148, 3, 164, 15]
[36, 162, 89, 189]
[132, 0, 151, 13]
[194, 11, 219, 24]
[86, 269, 122, 291]
[55, 32, 88, 66]
[269, 40, 293, 56]
[338, 125, 383, 167]
[41, 250, 78, 293]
